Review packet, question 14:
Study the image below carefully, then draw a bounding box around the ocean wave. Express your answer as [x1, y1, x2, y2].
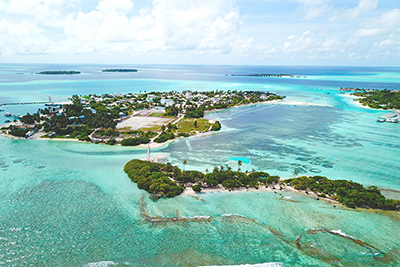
[84, 261, 116, 267]
[222, 213, 246, 217]
[330, 229, 355, 239]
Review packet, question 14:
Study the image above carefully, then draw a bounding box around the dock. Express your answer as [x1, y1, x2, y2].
[378, 109, 400, 123]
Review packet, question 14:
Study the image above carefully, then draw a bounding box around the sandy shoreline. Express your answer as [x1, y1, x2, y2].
[341, 94, 373, 109]
[182, 183, 340, 205]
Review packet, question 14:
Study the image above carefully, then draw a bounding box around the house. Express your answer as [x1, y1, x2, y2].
[161, 98, 174, 106]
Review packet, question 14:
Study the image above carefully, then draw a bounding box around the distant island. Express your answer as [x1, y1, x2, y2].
[37, 71, 81, 75]
[228, 73, 306, 78]
[102, 69, 138, 72]
[124, 159, 400, 210]
[3, 90, 283, 145]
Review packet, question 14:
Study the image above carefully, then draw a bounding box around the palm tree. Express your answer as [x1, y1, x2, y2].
[183, 160, 187, 171]
[237, 160, 242, 172]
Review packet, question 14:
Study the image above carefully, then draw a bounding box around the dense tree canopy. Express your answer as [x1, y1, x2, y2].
[352, 89, 400, 109]
[286, 176, 400, 210]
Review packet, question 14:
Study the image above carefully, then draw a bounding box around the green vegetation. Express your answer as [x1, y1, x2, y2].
[286, 176, 400, 210]
[192, 183, 202, 193]
[37, 71, 80, 75]
[120, 136, 150, 146]
[124, 159, 185, 200]
[124, 160, 400, 210]
[351, 89, 400, 109]
[122, 130, 157, 139]
[148, 113, 164, 117]
[95, 129, 120, 137]
[164, 106, 179, 117]
[211, 121, 221, 131]
[177, 119, 210, 133]
[44, 125, 93, 140]
[9, 126, 28, 137]
[205, 167, 277, 189]
[102, 69, 137, 72]
[185, 107, 204, 118]
[154, 131, 175, 143]
[20, 113, 39, 124]
[107, 139, 117, 145]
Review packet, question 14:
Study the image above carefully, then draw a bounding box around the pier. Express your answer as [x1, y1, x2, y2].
[378, 109, 400, 123]
[0, 101, 48, 106]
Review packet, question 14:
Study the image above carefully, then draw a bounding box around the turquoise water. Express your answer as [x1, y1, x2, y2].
[1, 65, 400, 266]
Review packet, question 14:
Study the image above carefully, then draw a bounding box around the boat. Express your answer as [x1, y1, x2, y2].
[5, 112, 13, 117]
[377, 118, 386, 122]
[5, 120, 11, 123]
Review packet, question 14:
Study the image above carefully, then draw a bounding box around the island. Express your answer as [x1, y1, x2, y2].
[351, 89, 400, 110]
[37, 71, 81, 75]
[348, 89, 400, 123]
[124, 159, 400, 210]
[102, 69, 138, 72]
[2, 90, 283, 145]
[229, 73, 293, 77]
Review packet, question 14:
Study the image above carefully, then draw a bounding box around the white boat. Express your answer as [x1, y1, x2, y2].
[5, 112, 13, 117]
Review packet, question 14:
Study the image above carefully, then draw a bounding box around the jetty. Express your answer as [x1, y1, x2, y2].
[377, 109, 400, 123]
[139, 196, 211, 224]
[0, 101, 48, 106]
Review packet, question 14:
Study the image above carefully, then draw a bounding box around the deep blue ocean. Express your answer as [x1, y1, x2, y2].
[0, 64, 399, 266]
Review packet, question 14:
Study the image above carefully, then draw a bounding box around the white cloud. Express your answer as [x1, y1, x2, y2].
[330, 0, 378, 21]
[0, 0, 78, 24]
[353, 9, 400, 38]
[96, 0, 134, 14]
[294, 0, 333, 20]
[0, 0, 399, 64]
[0, 20, 52, 54]
[57, 0, 247, 56]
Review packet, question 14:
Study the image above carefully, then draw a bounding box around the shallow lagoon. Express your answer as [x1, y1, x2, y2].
[1, 65, 400, 266]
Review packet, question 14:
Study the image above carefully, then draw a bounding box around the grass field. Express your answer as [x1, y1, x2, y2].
[148, 113, 164, 117]
[177, 118, 211, 133]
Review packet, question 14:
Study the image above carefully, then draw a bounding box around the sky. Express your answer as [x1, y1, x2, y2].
[0, 0, 399, 66]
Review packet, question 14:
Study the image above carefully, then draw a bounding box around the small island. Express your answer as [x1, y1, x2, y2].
[102, 69, 138, 72]
[2, 90, 283, 145]
[351, 89, 400, 110]
[230, 73, 293, 77]
[37, 71, 81, 75]
[348, 89, 400, 123]
[228, 73, 307, 78]
[124, 159, 400, 210]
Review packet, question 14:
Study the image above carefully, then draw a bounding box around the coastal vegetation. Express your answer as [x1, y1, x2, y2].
[124, 159, 279, 200]
[286, 176, 400, 210]
[351, 89, 400, 109]
[124, 160, 400, 210]
[124, 159, 185, 199]
[9, 125, 28, 137]
[37, 71, 81, 75]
